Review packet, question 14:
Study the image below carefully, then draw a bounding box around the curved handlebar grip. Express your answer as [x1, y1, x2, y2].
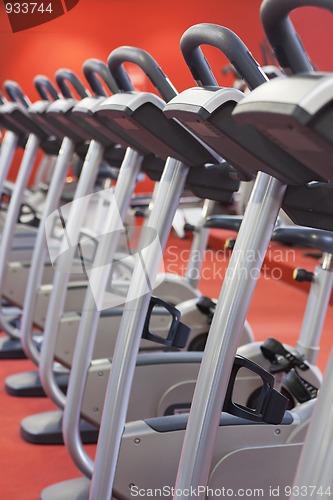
[180, 24, 268, 91]
[107, 46, 177, 102]
[55, 69, 89, 99]
[82, 58, 119, 97]
[34, 75, 60, 101]
[261, 0, 333, 73]
[4, 80, 31, 108]
[272, 226, 333, 254]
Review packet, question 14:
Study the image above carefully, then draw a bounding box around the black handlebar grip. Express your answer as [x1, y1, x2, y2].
[180, 24, 268, 91]
[34, 75, 60, 101]
[55, 69, 89, 99]
[4, 80, 31, 108]
[0, 92, 4, 105]
[261, 0, 333, 73]
[107, 46, 177, 102]
[83, 58, 119, 97]
[272, 226, 333, 254]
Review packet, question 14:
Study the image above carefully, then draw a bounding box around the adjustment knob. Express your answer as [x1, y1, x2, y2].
[293, 268, 314, 283]
[183, 223, 195, 232]
[225, 238, 236, 250]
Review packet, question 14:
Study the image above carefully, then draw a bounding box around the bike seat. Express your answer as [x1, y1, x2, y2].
[95, 91, 219, 167]
[164, 86, 320, 185]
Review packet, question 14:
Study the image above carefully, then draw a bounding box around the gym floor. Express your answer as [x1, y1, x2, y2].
[1, 230, 332, 500]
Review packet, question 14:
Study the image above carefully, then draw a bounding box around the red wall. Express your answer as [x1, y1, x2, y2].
[0, 1, 332, 187]
[0, 0, 267, 97]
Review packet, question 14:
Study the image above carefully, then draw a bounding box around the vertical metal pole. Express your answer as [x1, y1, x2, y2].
[89, 159, 189, 500]
[0, 131, 19, 194]
[173, 172, 286, 499]
[38, 140, 105, 405]
[62, 148, 143, 477]
[296, 254, 333, 365]
[134, 181, 167, 251]
[0, 134, 40, 336]
[185, 199, 215, 289]
[290, 345, 333, 500]
[32, 154, 56, 187]
[20, 137, 76, 364]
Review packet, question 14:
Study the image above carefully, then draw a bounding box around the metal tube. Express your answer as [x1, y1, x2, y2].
[89, 158, 189, 500]
[322, 252, 333, 271]
[91, 179, 112, 234]
[33, 154, 56, 187]
[296, 261, 333, 365]
[0, 134, 40, 337]
[173, 172, 286, 499]
[0, 131, 19, 194]
[45, 156, 57, 184]
[185, 199, 215, 289]
[62, 148, 143, 477]
[38, 140, 104, 406]
[20, 137, 76, 364]
[290, 346, 333, 500]
[133, 181, 165, 252]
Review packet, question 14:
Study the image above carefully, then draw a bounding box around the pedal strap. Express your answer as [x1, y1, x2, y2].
[17, 203, 40, 227]
[196, 296, 216, 323]
[284, 369, 318, 403]
[260, 338, 308, 373]
[142, 296, 191, 349]
[223, 355, 288, 425]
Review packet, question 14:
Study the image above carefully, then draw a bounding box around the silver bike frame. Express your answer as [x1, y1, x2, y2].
[90, 158, 189, 499]
[0, 133, 41, 334]
[172, 0, 330, 489]
[296, 253, 333, 365]
[173, 174, 286, 498]
[290, 259, 333, 500]
[20, 136, 77, 362]
[0, 131, 19, 195]
[62, 147, 143, 476]
[184, 198, 215, 289]
[39, 147, 143, 408]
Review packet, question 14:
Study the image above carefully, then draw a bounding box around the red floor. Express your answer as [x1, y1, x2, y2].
[0, 233, 332, 499]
